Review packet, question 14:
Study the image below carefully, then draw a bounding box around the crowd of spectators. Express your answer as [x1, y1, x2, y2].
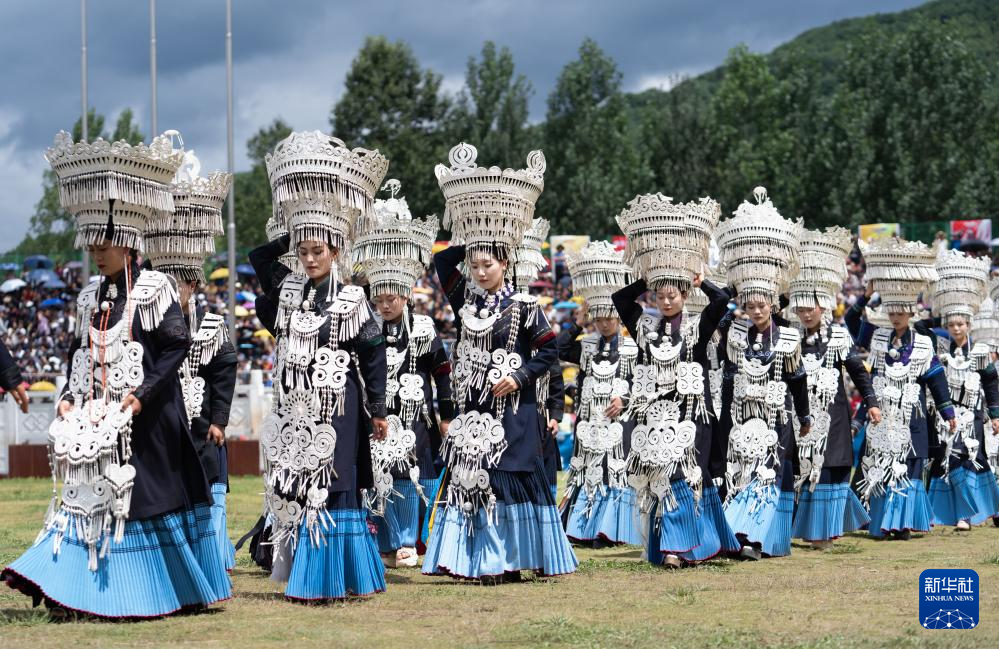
[0, 236, 987, 388]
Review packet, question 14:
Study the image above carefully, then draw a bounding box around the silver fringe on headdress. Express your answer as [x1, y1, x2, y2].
[566, 240, 631, 320]
[788, 226, 852, 312]
[45, 130, 185, 251]
[435, 142, 545, 260]
[508, 218, 550, 292]
[266, 130, 389, 251]
[616, 193, 719, 291]
[859, 238, 937, 314]
[352, 180, 439, 298]
[716, 187, 802, 306]
[932, 249, 989, 322]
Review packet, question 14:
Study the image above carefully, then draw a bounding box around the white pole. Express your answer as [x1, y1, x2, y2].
[150, 0, 158, 135]
[225, 0, 237, 341]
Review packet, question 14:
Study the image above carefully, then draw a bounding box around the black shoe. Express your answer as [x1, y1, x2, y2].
[479, 574, 504, 586]
[592, 537, 611, 550]
[892, 529, 911, 541]
[739, 546, 762, 561]
[993, 516, 999, 528]
[503, 570, 523, 583]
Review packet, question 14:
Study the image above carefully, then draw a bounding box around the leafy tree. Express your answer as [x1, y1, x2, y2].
[331, 36, 451, 220]
[447, 41, 536, 169]
[232, 118, 293, 249]
[542, 38, 649, 237]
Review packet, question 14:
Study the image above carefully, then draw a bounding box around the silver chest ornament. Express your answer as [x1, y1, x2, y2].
[365, 414, 425, 516]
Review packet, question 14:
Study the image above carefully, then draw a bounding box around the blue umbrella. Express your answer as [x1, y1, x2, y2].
[40, 297, 65, 309]
[554, 301, 579, 310]
[0, 262, 19, 272]
[41, 277, 66, 289]
[26, 268, 58, 285]
[237, 291, 256, 303]
[235, 264, 256, 276]
[23, 255, 54, 271]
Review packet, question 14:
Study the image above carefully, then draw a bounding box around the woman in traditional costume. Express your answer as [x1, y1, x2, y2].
[352, 180, 452, 569]
[144, 153, 238, 569]
[923, 250, 999, 530]
[846, 238, 956, 540]
[422, 143, 577, 584]
[248, 131, 389, 600]
[612, 195, 740, 566]
[788, 227, 878, 547]
[2, 131, 231, 618]
[713, 187, 810, 560]
[558, 240, 641, 548]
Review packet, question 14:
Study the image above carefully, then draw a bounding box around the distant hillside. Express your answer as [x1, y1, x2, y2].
[629, 0, 999, 110]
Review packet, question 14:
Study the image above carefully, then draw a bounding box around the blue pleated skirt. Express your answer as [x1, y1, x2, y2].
[566, 487, 641, 545]
[724, 483, 795, 557]
[2, 504, 231, 618]
[283, 505, 386, 601]
[210, 483, 236, 571]
[792, 468, 870, 542]
[867, 481, 933, 537]
[930, 465, 999, 525]
[646, 479, 738, 564]
[422, 463, 579, 579]
[373, 477, 440, 553]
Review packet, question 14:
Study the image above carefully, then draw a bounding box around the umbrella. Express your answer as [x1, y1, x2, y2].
[958, 239, 989, 255]
[0, 278, 26, 293]
[235, 264, 256, 276]
[554, 301, 579, 310]
[234, 305, 250, 317]
[237, 290, 256, 302]
[26, 268, 59, 285]
[39, 297, 65, 309]
[0, 262, 19, 271]
[23, 255, 54, 270]
[538, 296, 554, 306]
[41, 277, 66, 289]
[209, 267, 229, 280]
[29, 380, 56, 391]
[253, 328, 274, 339]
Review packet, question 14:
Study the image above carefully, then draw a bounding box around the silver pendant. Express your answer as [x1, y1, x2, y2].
[478, 308, 490, 318]
[888, 348, 900, 359]
[752, 342, 762, 351]
[386, 335, 398, 344]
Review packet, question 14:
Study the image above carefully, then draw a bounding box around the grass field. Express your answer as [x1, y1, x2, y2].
[1, 476, 998, 648]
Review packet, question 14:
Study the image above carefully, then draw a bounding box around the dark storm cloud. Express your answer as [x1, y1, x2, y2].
[0, 0, 925, 241]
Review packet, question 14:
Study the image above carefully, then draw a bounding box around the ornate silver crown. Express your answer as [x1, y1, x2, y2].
[45, 130, 185, 250]
[435, 142, 545, 259]
[716, 187, 802, 305]
[352, 181, 438, 298]
[789, 226, 852, 311]
[509, 218, 550, 291]
[616, 193, 720, 291]
[973, 297, 999, 349]
[266, 130, 389, 250]
[567, 240, 631, 319]
[145, 153, 232, 283]
[932, 249, 989, 321]
[859, 237, 937, 313]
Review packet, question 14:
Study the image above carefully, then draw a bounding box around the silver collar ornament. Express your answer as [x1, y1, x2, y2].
[857, 328, 933, 503]
[794, 325, 850, 491]
[724, 320, 802, 505]
[364, 415, 426, 516]
[934, 343, 989, 479]
[625, 312, 706, 515]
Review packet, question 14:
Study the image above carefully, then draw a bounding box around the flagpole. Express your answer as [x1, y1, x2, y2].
[150, 0, 158, 135]
[225, 0, 237, 341]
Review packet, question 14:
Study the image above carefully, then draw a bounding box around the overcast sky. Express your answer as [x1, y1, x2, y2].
[0, 0, 927, 244]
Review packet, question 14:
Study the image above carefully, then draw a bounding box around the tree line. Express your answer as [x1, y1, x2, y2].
[14, 16, 999, 259]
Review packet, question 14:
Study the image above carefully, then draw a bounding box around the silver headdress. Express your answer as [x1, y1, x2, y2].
[508, 218, 550, 291]
[352, 180, 439, 298]
[45, 130, 185, 250]
[144, 150, 231, 283]
[265, 130, 389, 251]
[435, 142, 545, 260]
[859, 238, 937, 313]
[932, 249, 989, 322]
[788, 226, 852, 311]
[973, 297, 999, 350]
[616, 193, 720, 291]
[566, 241, 631, 320]
[716, 187, 802, 306]
[685, 265, 727, 316]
